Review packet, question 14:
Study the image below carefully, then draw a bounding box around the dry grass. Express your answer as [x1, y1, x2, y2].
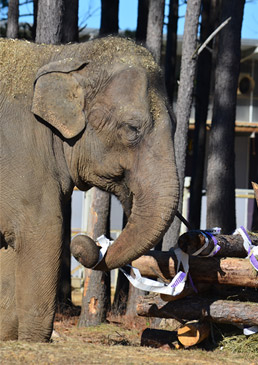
[0, 314, 257, 365]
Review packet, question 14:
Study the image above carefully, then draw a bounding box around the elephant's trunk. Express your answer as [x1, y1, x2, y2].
[96, 117, 179, 271]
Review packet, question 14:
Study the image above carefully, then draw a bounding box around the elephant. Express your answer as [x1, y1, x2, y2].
[0, 36, 179, 342]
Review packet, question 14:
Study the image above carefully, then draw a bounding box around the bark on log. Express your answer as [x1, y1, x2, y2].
[132, 252, 258, 288]
[252, 182, 258, 207]
[137, 295, 258, 326]
[178, 231, 258, 257]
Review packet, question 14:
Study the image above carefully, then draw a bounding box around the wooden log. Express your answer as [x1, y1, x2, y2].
[252, 181, 258, 206]
[177, 321, 210, 347]
[137, 295, 258, 326]
[132, 252, 258, 288]
[178, 231, 258, 257]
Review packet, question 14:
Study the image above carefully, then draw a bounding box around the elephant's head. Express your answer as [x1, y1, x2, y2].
[31, 38, 179, 271]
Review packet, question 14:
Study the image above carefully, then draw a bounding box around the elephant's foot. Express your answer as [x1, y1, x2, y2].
[71, 234, 100, 268]
[17, 310, 54, 342]
[0, 309, 18, 341]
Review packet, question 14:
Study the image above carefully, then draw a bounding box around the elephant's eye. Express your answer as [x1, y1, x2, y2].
[119, 123, 141, 146]
[125, 123, 140, 140]
[127, 124, 139, 135]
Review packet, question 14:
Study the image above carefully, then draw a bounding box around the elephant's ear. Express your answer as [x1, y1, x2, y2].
[31, 59, 88, 139]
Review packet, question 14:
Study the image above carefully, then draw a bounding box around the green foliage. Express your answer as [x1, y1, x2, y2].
[219, 333, 258, 353]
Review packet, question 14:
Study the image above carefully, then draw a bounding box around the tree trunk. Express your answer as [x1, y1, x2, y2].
[165, 0, 179, 104]
[146, 0, 165, 65]
[36, 0, 65, 44]
[111, 268, 129, 315]
[99, 0, 119, 36]
[78, 188, 111, 327]
[163, 0, 201, 249]
[136, 0, 149, 43]
[62, 0, 78, 43]
[6, 0, 19, 39]
[32, 0, 38, 41]
[137, 295, 258, 326]
[206, 0, 245, 233]
[189, 0, 218, 229]
[132, 252, 258, 288]
[111, 212, 129, 315]
[125, 279, 146, 317]
[252, 181, 258, 232]
[252, 182, 258, 207]
[250, 136, 258, 231]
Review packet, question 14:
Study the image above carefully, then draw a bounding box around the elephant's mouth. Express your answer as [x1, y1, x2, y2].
[115, 181, 133, 219]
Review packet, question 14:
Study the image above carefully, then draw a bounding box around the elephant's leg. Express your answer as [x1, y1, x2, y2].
[0, 247, 18, 340]
[15, 228, 62, 342]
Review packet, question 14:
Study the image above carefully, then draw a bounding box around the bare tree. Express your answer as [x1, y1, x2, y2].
[99, 0, 119, 36]
[206, 0, 245, 233]
[189, 0, 219, 229]
[136, 0, 149, 43]
[250, 136, 258, 232]
[7, 0, 19, 38]
[163, 0, 201, 249]
[31, 0, 38, 41]
[111, 213, 129, 315]
[78, 189, 111, 327]
[165, 0, 179, 103]
[146, 0, 165, 64]
[62, 0, 78, 43]
[36, 0, 64, 44]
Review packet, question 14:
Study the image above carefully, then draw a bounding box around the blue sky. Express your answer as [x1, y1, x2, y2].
[15, 0, 258, 40]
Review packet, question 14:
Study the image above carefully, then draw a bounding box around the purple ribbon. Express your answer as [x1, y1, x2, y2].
[239, 226, 258, 271]
[170, 272, 186, 288]
[205, 231, 221, 255]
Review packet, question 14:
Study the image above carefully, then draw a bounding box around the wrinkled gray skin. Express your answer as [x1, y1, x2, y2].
[0, 37, 179, 342]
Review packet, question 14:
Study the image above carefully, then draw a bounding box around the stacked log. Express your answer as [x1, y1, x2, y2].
[133, 228, 258, 348]
[137, 294, 258, 327]
[132, 251, 258, 288]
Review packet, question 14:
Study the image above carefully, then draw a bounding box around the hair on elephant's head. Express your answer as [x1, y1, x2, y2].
[31, 37, 179, 271]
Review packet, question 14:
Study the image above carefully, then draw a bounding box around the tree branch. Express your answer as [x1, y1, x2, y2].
[192, 17, 231, 58]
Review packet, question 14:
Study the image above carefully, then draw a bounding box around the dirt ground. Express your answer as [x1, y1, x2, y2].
[0, 310, 257, 365]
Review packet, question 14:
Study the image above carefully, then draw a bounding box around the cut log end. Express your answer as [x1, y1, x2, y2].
[178, 231, 214, 256]
[177, 321, 210, 347]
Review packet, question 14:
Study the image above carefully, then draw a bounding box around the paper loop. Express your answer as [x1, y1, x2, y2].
[94, 236, 189, 296]
[234, 226, 258, 271]
[191, 230, 221, 257]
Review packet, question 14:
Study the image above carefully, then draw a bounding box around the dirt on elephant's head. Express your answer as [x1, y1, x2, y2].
[83, 36, 160, 73]
[0, 38, 65, 98]
[0, 37, 160, 101]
